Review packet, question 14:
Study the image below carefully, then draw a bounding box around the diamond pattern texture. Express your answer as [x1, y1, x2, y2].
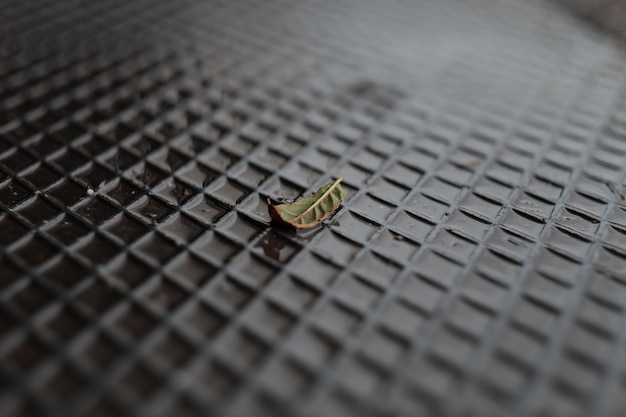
[1, 0, 626, 416]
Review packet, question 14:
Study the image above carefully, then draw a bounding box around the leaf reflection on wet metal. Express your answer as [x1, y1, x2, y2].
[256, 232, 287, 263]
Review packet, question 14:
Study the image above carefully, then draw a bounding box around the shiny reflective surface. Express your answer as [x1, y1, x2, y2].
[1, 0, 626, 416]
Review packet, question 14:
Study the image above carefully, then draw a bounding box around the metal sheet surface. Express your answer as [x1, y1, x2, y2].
[1, 0, 626, 416]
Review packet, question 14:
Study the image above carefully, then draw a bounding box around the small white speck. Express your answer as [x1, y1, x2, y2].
[87, 188, 95, 196]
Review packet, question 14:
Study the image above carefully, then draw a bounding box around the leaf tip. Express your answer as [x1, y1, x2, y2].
[266, 197, 282, 222]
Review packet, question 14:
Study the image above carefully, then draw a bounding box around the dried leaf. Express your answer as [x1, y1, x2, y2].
[268, 177, 345, 229]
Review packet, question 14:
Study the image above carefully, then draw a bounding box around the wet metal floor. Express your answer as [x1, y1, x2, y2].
[2, 0, 626, 416]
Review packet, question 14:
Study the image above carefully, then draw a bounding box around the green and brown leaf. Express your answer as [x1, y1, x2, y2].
[267, 177, 345, 229]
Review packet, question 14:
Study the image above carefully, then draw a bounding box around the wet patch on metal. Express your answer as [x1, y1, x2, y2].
[1, 0, 626, 416]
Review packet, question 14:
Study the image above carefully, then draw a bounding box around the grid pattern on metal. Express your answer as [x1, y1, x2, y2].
[1, 0, 626, 416]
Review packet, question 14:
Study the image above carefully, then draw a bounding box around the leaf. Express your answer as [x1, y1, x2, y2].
[268, 177, 345, 229]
